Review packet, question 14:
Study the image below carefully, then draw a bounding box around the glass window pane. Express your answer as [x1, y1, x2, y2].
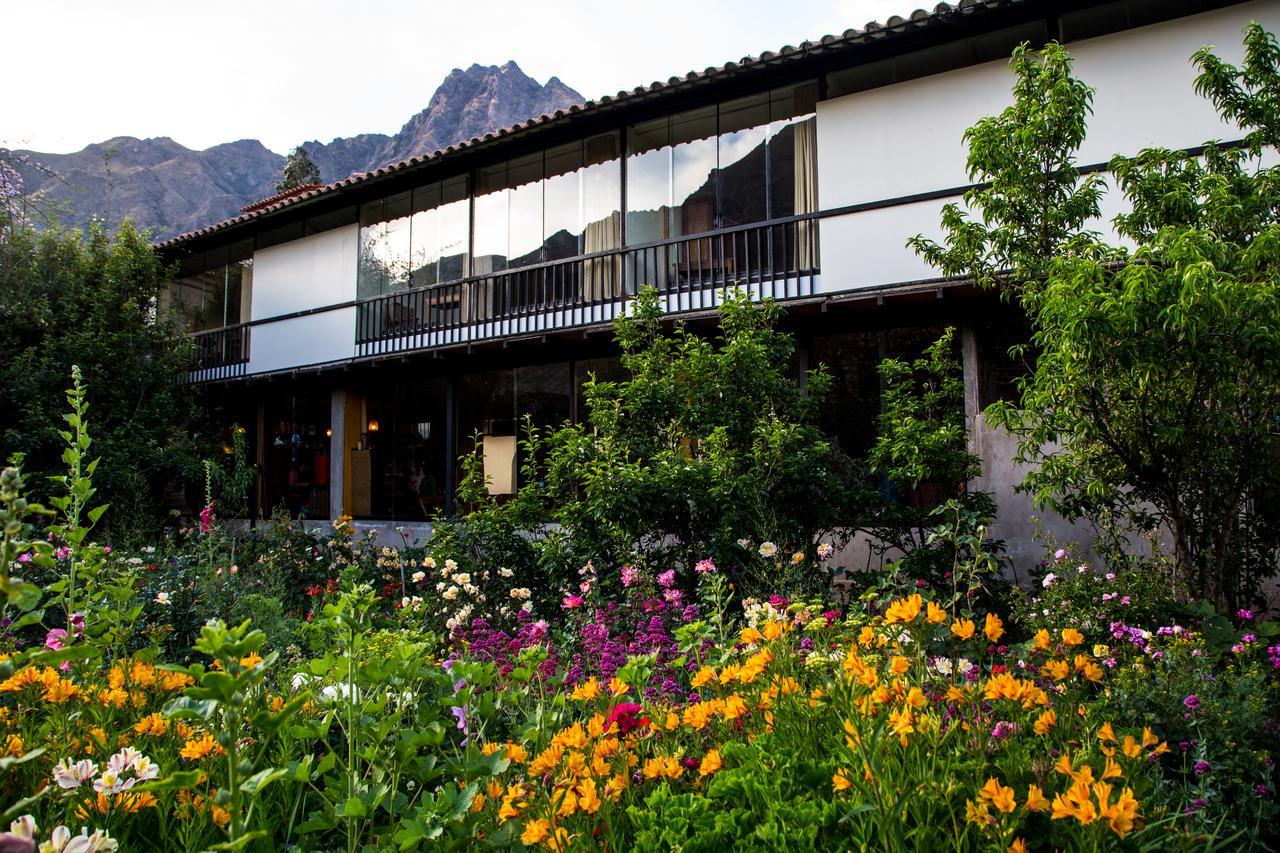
[671, 106, 717, 236]
[438, 197, 470, 282]
[544, 142, 582, 262]
[383, 191, 413, 290]
[409, 205, 441, 287]
[473, 162, 509, 275]
[508, 153, 544, 269]
[770, 81, 819, 123]
[626, 118, 670, 244]
[718, 96, 769, 228]
[583, 134, 621, 256]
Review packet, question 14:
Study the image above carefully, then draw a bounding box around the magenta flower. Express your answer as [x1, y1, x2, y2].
[199, 502, 215, 534]
[657, 570, 676, 588]
[620, 565, 640, 587]
[694, 558, 716, 575]
[561, 595, 584, 610]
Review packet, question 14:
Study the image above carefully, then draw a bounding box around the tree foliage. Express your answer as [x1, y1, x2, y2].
[865, 328, 1001, 585]
[276, 146, 321, 194]
[0, 217, 201, 541]
[446, 287, 856, 599]
[913, 29, 1280, 611]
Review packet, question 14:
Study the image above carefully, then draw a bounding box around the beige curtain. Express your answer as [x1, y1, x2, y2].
[794, 118, 818, 270]
[583, 212, 620, 301]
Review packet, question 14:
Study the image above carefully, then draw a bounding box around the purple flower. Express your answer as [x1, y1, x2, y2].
[1193, 760, 1211, 776]
[16, 553, 30, 564]
[1183, 695, 1200, 712]
[1184, 798, 1207, 814]
[1237, 608, 1254, 622]
[1255, 785, 1272, 797]
[991, 721, 1019, 739]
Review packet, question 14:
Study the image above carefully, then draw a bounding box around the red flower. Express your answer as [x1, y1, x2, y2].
[605, 703, 648, 735]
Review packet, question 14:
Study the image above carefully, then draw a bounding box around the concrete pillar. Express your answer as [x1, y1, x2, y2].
[329, 389, 346, 520]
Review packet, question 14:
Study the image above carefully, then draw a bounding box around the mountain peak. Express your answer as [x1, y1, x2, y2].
[14, 62, 583, 237]
[377, 60, 583, 165]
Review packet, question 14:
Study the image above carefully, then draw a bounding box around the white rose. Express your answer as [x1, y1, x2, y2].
[445, 559, 458, 571]
[442, 586, 459, 601]
[411, 571, 426, 583]
[758, 541, 778, 558]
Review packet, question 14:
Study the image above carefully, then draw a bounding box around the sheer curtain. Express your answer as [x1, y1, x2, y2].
[793, 117, 818, 271]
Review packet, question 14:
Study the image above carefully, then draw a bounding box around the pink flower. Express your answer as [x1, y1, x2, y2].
[620, 565, 640, 587]
[816, 543, 834, 560]
[561, 595, 584, 610]
[1054, 549, 1067, 561]
[199, 502, 215, 534]
[694, 558, 716, 575]
[657, 570, 676, 588]
[45, 629, 67, 651]
[16, 553, 31, 563]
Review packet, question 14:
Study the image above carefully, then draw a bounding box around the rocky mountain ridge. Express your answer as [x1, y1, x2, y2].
[10, 61, 582, 239]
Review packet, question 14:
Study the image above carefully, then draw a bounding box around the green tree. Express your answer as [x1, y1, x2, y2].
[276, 145, 322, 193]
[866, 328, 1001, 587]
[447, 288, 856, 598]
[911, 30, 1280, 611]
[0, 217, 201, 542]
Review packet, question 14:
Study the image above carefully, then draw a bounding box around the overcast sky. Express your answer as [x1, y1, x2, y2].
[7, 0, 913, 155]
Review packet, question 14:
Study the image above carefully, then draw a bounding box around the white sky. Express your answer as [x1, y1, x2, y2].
[5, 0, 912, 155]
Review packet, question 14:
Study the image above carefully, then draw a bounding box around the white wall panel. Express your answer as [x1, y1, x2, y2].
[247, 308, 356, 374]
[816, 1, 1280, 293]
[818, 198, 948, 292]
[1071, 2, 1280, 164]
[251, 224, 358, 320]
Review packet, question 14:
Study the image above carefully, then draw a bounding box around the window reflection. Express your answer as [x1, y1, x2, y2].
[161, 239, 252, 332]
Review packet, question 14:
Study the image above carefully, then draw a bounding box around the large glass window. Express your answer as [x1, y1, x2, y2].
[544, 142, 583, 261]
[624, 81, 817, 245]
[410, 175, 470, 287]
[162, 239, 253, 332]
[262, 393, 332, 519]
[508, 153, 544, 269]
[357, 378, 449, 519]
[358, 191, 412, 297]
[473, 164, 509, 275]
[671, 106, 718, 237]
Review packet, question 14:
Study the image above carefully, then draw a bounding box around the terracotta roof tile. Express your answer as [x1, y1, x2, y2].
[239, 183, 324, 213]
[157, 0, 1017, 250]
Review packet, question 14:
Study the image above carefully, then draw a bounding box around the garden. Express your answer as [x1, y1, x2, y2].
[1, 26, 1279, 853]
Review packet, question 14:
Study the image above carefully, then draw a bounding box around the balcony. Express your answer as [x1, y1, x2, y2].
[190, 323, 250, 381]
[357, 215, 818, 358]
[189, 215, 818, 378]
